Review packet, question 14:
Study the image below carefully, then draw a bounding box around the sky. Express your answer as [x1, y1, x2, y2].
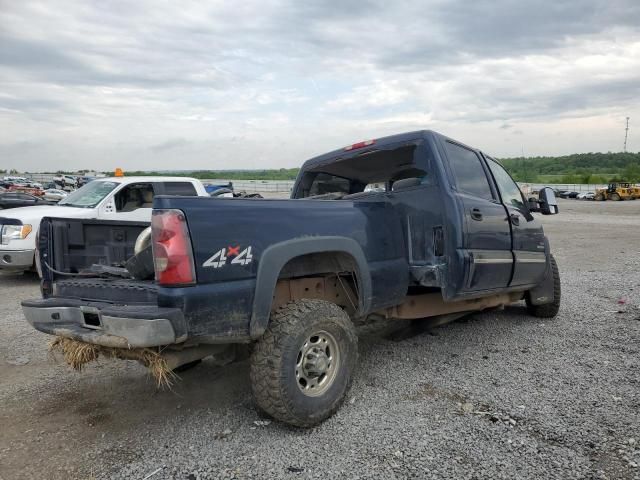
[1, 0, 639, 172]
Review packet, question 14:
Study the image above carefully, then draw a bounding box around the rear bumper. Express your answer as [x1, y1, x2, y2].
[0, 249, 34, 270]
[21, 298, 186, 348]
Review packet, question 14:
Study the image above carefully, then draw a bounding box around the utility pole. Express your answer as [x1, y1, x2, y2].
[624, 117, 630, 153]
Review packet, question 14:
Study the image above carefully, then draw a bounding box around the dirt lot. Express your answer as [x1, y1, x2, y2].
[1, 199, 639, 480]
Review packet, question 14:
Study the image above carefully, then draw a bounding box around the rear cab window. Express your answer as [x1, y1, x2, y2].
[294, 142, 428, 199]
[162, 182, 197, 196]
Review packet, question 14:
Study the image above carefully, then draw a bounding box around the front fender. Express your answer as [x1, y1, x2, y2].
[527, 237, 554, 305]
[249, 236, 371, 337]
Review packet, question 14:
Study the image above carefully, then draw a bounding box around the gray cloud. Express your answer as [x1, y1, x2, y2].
[149, 138, 189, 153]
[0, 0, 639, 171]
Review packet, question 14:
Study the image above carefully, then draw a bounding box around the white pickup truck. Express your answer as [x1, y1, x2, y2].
[0, 176, 208, 273]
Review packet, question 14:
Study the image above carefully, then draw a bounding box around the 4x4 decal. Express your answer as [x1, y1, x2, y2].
[203, 246, 253, 268]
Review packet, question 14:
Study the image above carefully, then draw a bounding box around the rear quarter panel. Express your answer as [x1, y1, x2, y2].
[153, 196, 409, 337]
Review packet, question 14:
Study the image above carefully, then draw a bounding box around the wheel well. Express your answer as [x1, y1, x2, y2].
[272, 252, 361, 316]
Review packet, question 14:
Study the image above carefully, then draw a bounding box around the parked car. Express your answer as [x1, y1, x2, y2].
[209, 187, 234, 198]
[0, 192, 53, 209]
[53, 175, 78, 191]
[2, 176, 28, 184]
[77, 176, 96, 187]
[204, 182, 234, 196]
[42, 189, 68, 202]
[0, 176, 209, 272]
[577, 192, 595, 200]
[7, 185, 44, 197]
[22, 130, 561, 427]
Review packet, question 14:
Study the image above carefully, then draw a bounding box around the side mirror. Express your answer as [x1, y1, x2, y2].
[102, 198, 116, 214]
[538, 187, 559, 215]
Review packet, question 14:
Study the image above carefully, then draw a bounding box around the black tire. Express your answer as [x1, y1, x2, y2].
[610, 193, 621, 201]
[250, 299, 358, 427]
[526, 255, 561, 318]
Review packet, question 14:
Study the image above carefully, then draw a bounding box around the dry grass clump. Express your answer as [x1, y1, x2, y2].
[49, 337, 177, 389]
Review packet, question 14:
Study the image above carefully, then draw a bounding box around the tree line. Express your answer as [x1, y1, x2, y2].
[501, 151, 640, 183]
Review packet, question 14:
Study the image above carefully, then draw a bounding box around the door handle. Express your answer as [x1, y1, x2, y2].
[471, 208, 483, 221]
[510, 213, 520, 226]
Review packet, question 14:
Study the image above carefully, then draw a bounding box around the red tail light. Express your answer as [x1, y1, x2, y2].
[151, 209, 196, 286]
[344, 139, 375, 151]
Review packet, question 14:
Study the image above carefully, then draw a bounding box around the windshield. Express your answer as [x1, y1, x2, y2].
[58, 181, 119, 208]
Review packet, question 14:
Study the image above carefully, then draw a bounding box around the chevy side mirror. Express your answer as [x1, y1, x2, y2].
[539, 187, 559, 215]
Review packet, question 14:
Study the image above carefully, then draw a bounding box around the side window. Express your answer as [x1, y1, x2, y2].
[163, 182, 197, 196]
[444, 141, 494, 200]
[114, 183, 155, 212]
[486, 158, 525, 210]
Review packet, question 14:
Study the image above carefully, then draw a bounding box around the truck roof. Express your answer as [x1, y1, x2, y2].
[93, 176, 201, 184]
[301, 130, 436, 171]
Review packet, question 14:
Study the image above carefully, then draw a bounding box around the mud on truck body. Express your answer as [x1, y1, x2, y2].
[22, 130, 561, 427]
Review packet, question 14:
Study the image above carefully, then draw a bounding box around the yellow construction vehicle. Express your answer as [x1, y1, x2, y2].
[594, 182, 636, 201]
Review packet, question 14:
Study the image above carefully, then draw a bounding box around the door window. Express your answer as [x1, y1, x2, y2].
[444, 141, 494, 200]
[114, 183, 155, 212]
[486, 158, 526, 210]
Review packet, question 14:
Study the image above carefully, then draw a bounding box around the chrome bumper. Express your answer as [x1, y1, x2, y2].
[0, 249, 34, 270]
[21, 299, 186, 348]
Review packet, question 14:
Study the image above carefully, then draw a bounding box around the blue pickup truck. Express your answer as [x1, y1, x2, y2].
[22, 130, 560, 427]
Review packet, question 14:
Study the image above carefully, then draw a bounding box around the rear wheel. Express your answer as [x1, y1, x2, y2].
[250, 299, 358, 427]
[526, 255, 561, 318]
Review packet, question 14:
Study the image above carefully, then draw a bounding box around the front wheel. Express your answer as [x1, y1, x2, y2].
[609, 193, 621, 201]
[526, 255, 561, 318]
[250, 299, 358, 427]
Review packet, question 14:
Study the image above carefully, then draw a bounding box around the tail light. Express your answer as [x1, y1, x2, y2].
[344, 139, 375, 151]
[151, 209, 196, 286]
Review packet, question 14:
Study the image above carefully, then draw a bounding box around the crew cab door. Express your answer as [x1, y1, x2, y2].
[442, 141, 513, 292]
[484, 157, 547, 286]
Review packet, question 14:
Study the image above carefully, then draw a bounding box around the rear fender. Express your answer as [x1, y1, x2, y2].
[249, 237, 371, 337]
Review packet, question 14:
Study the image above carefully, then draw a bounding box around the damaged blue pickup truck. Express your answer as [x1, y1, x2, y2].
[22, 130, 560, 427]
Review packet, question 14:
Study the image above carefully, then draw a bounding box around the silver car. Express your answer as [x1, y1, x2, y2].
[42, 189, 68, 202]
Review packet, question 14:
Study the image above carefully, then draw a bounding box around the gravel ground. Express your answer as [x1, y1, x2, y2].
[1, 199, 639, 480]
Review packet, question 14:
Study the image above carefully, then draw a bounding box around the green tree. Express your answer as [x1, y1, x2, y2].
[623, 163, 640, 182]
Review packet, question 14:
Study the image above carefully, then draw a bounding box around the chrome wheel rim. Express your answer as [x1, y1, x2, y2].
[295, 330, 340, 397]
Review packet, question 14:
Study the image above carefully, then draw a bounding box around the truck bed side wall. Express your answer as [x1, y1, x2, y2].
[153, 196, 409, 339]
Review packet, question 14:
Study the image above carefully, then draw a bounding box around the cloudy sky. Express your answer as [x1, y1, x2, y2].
[1, 0, 639, 172]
